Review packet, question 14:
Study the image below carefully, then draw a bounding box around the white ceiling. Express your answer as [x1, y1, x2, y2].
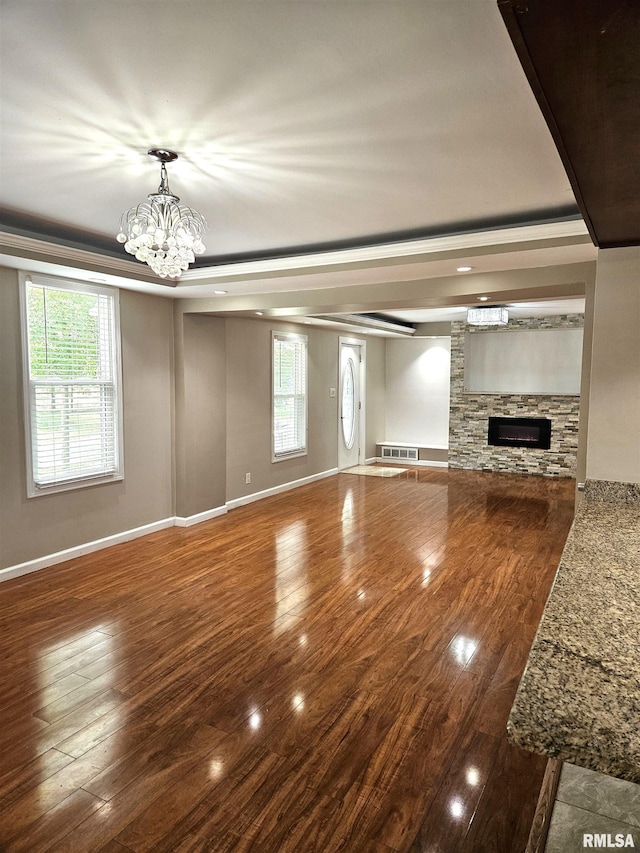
[0, 1, 595, 328]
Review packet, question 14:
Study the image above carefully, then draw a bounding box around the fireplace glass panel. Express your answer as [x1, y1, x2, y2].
[487, 417, 551, 450]
[499, 424, 540, 443]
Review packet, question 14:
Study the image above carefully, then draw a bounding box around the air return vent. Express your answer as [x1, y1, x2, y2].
[382, 446, 418, 461]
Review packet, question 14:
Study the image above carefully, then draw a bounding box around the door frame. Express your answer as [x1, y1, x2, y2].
[338, 337, 366, 469]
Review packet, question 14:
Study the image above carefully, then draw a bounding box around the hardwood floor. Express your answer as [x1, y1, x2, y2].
[0, 468, 576, 852]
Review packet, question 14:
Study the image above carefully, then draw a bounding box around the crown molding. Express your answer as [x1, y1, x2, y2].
[0, 219, 591, 294]
[0, 231, 170, 285]
[179, 220, 591, 283]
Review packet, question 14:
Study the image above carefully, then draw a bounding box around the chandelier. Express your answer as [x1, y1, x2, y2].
[467, 306, 509, 326]
[117, 149, 206, 279]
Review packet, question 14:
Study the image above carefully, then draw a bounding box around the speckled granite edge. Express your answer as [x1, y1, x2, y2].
[508, 481, 640, 783]
[584, 479, 640, 504]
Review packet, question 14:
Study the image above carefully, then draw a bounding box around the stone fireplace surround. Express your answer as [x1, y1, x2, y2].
[448, 315, 583, 478]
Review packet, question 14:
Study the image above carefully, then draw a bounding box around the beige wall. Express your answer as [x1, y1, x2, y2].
[7, 254, 623, 572]
[575, 277, 595, 497]
[225, 319, 359, 501]
[364, 336, 386, 458]
[174, 312, 226, 517]
[0, 270, 174, 568]
[0, 276, 389, 570]
[5, 247, 632, 571]
[586, 248, 640, 483]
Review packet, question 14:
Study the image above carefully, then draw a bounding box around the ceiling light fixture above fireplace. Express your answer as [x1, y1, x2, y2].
[467, 306, 508, 326]
[117, 149, 207, 279]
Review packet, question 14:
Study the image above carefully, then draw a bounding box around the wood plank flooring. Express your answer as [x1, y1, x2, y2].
[0, 468, 576, 852]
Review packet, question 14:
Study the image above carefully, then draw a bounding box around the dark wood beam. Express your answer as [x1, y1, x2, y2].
[498, 0, 640, 248]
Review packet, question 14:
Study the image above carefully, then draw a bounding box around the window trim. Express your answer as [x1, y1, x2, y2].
[271, 331, 308, 463]
[19, 272, 124, 498]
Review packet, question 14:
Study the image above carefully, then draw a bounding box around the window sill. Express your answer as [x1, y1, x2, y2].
[27, 472, 124, 499]
[272, 451, 307, 464]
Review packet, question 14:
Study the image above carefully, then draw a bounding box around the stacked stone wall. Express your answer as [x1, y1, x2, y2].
[448, 315, 582, 478]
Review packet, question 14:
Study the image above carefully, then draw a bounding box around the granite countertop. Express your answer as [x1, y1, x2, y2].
[508, 480, 640, 783]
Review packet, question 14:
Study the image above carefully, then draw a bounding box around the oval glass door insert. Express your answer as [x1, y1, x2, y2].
[341, 357, 356, 449]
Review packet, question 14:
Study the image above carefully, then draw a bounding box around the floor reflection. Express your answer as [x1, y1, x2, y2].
[341, 488, 359, 581]
[36, 626, 121, 810]
[341, 486, 364, 557]
[485, 493, 550, 526]
[449, 796, 465, 819]
[273, 520, 308, 634]
[449, 635, 478, 667]
[466, 766, 481, 786]
[341, 487, 355, 535]
[209, 758, 224, 780]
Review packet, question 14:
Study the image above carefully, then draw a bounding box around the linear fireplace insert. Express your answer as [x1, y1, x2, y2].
[487, 416, 551, 450]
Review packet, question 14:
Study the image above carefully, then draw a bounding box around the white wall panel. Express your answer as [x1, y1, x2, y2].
[385, 338, 450, 446]
[465, 328, 583, 394]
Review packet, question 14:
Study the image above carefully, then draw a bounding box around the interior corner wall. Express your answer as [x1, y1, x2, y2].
[585, 248, 640, 484]
[174, 311, 227, 518]
[0, 268, 174, 570]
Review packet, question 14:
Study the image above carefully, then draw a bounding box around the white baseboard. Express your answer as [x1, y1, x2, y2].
[365, 457, 377, 465]
[1, 468, 341, 583]
[174, 505, 227, 527]
[0, 517, 175, 584]
[375, 457, 449, 468]
[226, 467, 339, 510]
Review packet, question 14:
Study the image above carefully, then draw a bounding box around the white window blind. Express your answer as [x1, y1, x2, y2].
[273, 333, 307, 460]
[21, 276, 123, 495]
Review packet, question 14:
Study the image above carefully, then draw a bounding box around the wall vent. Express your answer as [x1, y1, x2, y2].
[382, 446, 418, 461]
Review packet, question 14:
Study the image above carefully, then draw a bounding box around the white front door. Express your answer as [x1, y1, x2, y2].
[338, 341, 363, 470]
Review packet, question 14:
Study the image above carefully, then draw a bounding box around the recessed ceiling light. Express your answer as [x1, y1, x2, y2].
[478, 295, 489, 301]
[214, 290, 227, 295]
[457, 265, 473, 272]
[255, 311, 263, 316]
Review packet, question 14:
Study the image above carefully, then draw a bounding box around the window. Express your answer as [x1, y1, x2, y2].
[272, 332, 307, 460]
[20, 274, 123, 496]
[341, 355, 356, 449]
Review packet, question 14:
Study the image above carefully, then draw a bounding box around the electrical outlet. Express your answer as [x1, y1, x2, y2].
[330, 387, 336, 397]
[245, 473, 251, 484]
